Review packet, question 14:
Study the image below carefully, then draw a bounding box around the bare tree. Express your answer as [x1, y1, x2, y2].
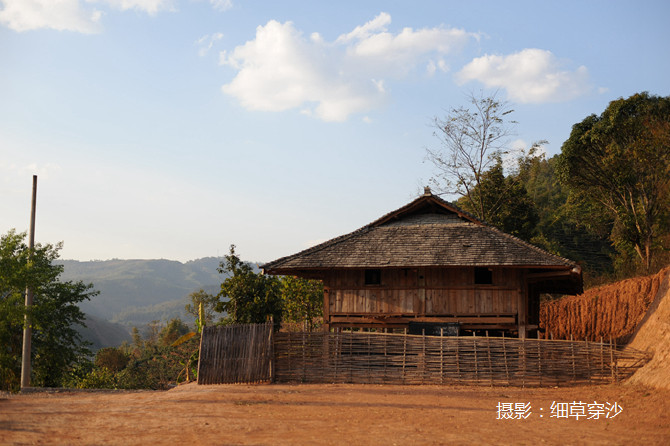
[426, 91, 517, 221]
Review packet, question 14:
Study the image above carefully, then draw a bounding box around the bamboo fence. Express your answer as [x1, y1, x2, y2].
[273, 331, 651, 387]
[197, 322, 274, 384]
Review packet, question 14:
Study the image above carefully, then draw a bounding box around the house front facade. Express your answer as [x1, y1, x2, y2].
[263, 189, 582, 338]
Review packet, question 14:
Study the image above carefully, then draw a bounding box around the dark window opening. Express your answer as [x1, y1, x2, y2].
[365, 269, 381, 285]
[474, 267, 493, 285]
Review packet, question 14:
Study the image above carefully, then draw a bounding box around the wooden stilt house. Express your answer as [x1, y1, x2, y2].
[262, 188, 582, 338]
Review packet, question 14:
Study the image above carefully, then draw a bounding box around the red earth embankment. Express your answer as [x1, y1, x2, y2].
[540, 266, 670, 390]
[626, 268, 670, 389]
[540, 267, 669, 342]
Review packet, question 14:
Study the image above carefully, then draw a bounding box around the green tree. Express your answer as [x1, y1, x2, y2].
[131, 326, 143, 350]
[158, 318, 191, 346]
[280, 276, 323, 332]
[557, 92, 670, 271]
[0, 229, 97, 391]
[455, 154, 539, 241]
[215, 245, 282, 326]
[185, 288, 218, 330]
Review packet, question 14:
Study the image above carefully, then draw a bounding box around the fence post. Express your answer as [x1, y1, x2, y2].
[501, 332, 509, 385]
[585, 337, 591, 384]
[287, 331, 292, 378]
[609, 336, 615, 382]
[600, 336, 605, 379]
[269, 322, 275, 383]
[301, 330, 306, 382]
[402, 328, 407, 382]
[422, 328, 426, 384]
[456, 335, 461, 379]
[440, 328, 444, 384]
[334, 330, 339, 382]
[570, 334, 576, 382]
[473, 331, 479, 384]
[383, 331, 388, 382]
[487, 331, 493, 386]
[521, 337, 526, 388]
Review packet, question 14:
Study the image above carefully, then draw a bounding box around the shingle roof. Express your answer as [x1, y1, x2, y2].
[262, 191, 578, 273]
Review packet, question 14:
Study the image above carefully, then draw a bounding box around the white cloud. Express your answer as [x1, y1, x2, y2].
[100, 0, 175, 15]
[0, 0, 173, 33]
[220, 13, 479, 122]
[456, 48, 591, 103]
[209, 0, 232, 12]
[196, 32, 223, 57]
[427, 58, 449, 76]
[0, 0, 102, 33]
[340, 15, 475, 76]
[335, 11, 391, 44]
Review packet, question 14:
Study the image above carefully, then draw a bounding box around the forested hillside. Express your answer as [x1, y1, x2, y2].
[57, 257, 240, 328]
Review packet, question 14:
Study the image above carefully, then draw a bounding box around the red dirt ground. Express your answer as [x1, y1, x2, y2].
[1, 382, 669, 445]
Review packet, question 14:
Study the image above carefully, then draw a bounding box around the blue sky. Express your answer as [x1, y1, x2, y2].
[1, 0, 669, 263]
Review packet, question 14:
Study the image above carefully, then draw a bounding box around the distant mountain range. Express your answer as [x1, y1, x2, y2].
[57, 257, 254, 350]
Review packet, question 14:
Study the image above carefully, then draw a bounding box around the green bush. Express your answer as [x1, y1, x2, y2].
[95, 347, 129, 372]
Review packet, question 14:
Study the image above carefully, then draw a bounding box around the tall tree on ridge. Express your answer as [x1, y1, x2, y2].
[557, 92, 670, 272]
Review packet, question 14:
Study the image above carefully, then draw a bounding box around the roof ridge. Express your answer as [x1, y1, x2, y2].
[368, 192, 484, 227]
[262, 191, 578, 272]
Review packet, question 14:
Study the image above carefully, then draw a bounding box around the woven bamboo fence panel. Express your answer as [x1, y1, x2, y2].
[197, 322, 273, 384]
[273, 331, 650, 387]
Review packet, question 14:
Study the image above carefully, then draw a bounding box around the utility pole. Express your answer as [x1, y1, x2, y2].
[20, 175, 37, 390]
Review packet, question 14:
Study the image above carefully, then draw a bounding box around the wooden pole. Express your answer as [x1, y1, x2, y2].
[609, 336, 616, 382]
[440, 328, 444, 384]
[20, 175, 37, 390]
[570, 334, 576, 381]
[502, 332, 509, 384]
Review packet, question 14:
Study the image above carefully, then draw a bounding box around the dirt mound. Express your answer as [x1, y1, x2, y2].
[540, 269, 667, 342]
[625, 268, 670, 389]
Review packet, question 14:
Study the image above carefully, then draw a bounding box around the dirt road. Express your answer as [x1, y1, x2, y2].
[1, 382, 668, 445]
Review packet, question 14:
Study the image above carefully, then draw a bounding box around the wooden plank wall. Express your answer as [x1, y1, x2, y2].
[197, 322, 274, 385]
[273, 331, 651, 387]
[325, 267, 521, 315]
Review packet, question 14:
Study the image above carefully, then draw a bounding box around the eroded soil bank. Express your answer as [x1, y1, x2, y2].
[540, 267, 669, 343]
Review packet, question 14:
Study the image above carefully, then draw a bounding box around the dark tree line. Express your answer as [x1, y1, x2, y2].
[429, 92, 670, 281]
